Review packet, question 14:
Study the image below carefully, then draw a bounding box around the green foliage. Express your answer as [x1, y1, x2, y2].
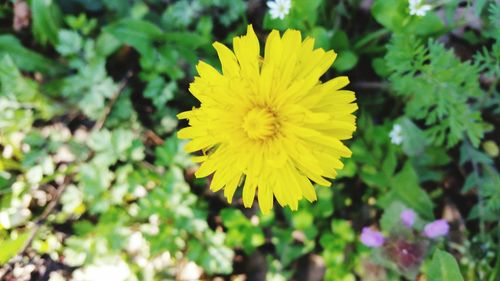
[0, 55, 57, 130]
[320, 220, 357, 280]
[460, 142, 500, 223]
[371, 0, 444, 35]
[384, 162, 434, 219]
[474, 41, 500, 79]
[264, 0, 322, 30]
[0, 0, 498, 280]
[221, 209, 265, 254]
[0, 36, 63, 74]
[385, 34, 485, 148]
[427, 250, 464, 281]
[104, 19, 163, 56]
[0, 232, 29, 265]
[31, 0, 62, 46]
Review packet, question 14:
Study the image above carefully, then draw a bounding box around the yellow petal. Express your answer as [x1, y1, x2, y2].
[213, 42, 240, 76]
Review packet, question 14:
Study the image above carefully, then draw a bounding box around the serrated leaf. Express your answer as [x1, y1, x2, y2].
[221, 208, 265, 254]
[459, 142, 493, 166]
[155, 136, 179, 167]
[55, 30, 83, 56]
[386, 35, 485, 148]
[144, 76, 176, 109]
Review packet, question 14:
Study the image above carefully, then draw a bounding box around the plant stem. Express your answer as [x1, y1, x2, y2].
[464, 139, 485, 239]
[92, 70, 133, 132]
[353, 28, 390, 50]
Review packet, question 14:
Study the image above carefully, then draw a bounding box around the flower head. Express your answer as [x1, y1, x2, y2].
[383, 237, 428, 278]
[389, 124, 404, 145]
[408, 0, 432, 17]
[400, 209, 416, 228]
[178, 25, 357, 213]
[361, 227, 385, 248]
[267, 0, 291, 20]
[423, 219, 449, 239]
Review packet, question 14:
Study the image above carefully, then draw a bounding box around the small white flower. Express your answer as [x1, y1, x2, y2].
[48, 271, 66, 281]
[152, 252, 172, 270]
[178, 261, 203, 281]
[126, 231, 148, 255]
[389, 124, 404, 145]
[2, 144, 13, 159]
[149, 214, 160, 225]
[133, 185, 147, 198]
[13, 264, 36, 280]
[267, 0, 291, 20]
[128, 203, 139, 217]
[26, 165, 43, 184]
[72, 257, 132, 281]
[409, 0, 432, 16]
[0, 208, 31, 229]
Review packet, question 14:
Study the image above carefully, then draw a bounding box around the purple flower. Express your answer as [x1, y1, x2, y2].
[400, 209, 416, 228]
[361, 227, 385, 248]
[423, 220, 449, 239]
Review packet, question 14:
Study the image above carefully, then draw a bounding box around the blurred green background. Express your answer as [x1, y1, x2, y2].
[0, 0, 499, 280]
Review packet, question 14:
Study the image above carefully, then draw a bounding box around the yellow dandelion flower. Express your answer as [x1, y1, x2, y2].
[177, 25, 357, 213]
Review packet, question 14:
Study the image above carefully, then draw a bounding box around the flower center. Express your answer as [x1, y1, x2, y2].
[242, 107, 279, 140]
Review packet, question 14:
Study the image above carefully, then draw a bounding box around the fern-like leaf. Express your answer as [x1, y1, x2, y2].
[386, 35, 485, 148]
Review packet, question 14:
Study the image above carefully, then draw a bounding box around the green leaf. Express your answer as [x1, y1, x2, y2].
[371, 0, 407, 32]
[309, 27, 332, 50]
[427, 250, 464, 281]
[272, 227, 314, 267]
[400, 118, 428, 156]
[164, 32, 209, 49]
[293, 0, 322, 26]
[104, 19, 163, 55]
[380, 201, 407, 232]
[263, 0, 320, 30]
[331, 30, 350, 51]
[391, 162, 434, 219]
[0, 35, 63, 75]
[312, 187, 334, 217]
[382, 148, 397, 176]
[372, 0, 443, 35]
[407, 13, 444, 36]
[55, 30, 83, 56]
[144, 76, 176, 109]
[386, 35, 485, 148]
[474, 0, 489, 16]
[87, 129, 135, 166]
[292, 210, 316, 238]
[155, 136, 179, 167]
[372, 57, 391, 77]
[96, 32, 122, 57]
[187, 231, 234, 274]
[31, 0, 62, 46]
[0, 232, 30, 265]
[333, 50, 359, 72]
[221, 208, 265, 254]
